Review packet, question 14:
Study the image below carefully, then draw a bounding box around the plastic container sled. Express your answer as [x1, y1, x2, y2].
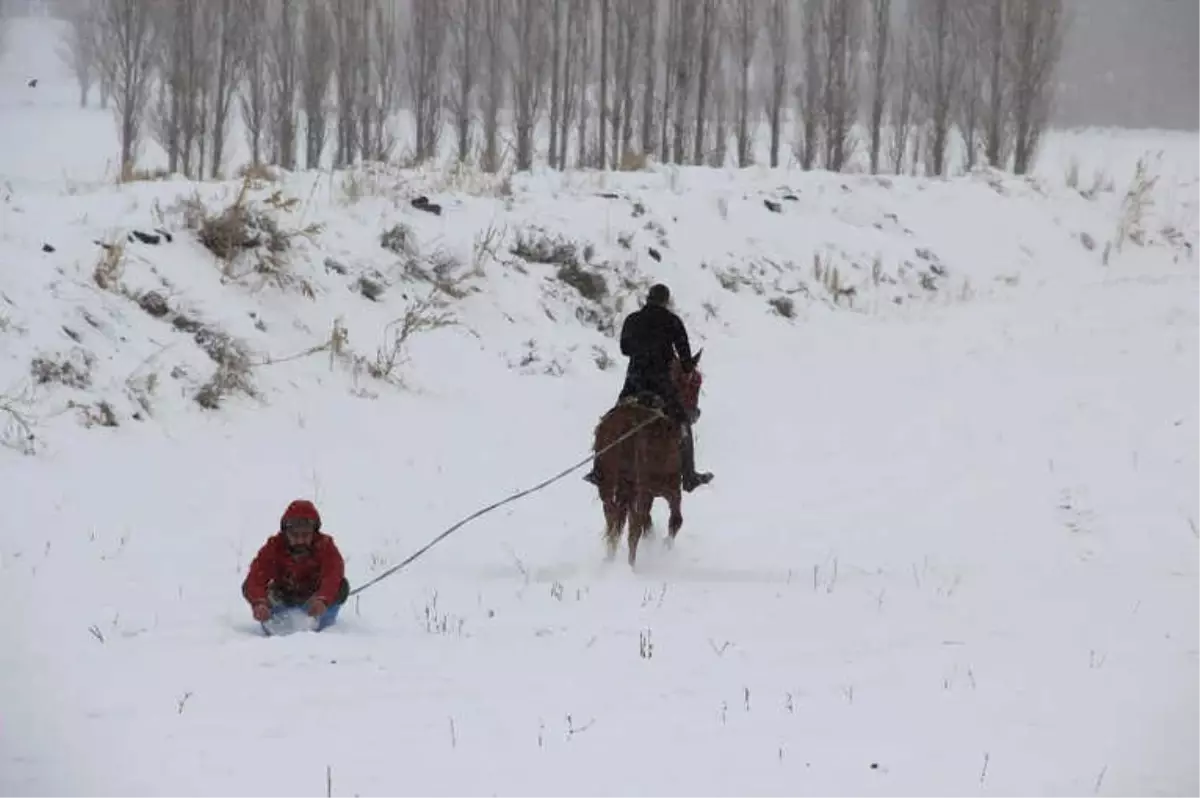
[260, 602, 342, 637]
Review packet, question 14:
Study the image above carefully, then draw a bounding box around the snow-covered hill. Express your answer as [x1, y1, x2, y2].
[2, 152, 1193, 448]
[1, 12, 1197, 797]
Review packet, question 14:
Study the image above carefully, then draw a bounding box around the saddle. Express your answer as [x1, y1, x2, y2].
[620, 391, 669, 413]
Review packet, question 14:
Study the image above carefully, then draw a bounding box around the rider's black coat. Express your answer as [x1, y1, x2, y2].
[617, 303, 694, 422]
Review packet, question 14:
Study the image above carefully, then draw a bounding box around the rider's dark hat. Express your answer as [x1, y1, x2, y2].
[647, 284, 670, 306]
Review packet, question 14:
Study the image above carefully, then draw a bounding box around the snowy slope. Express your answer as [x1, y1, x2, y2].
[1, 13, 1197, 797]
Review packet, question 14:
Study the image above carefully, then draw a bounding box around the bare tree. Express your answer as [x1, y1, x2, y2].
[361, 0, 402, 162]
[1008, 0, 1066, 173]
[240, 0, 269, 166]
[982, 0, 1010, 167]
[691, 0, 717, 165]
[151, 0, 218, 178]
[96, 0, 155, 173]
[821, 0, 863, 172]
[156, 0, 242, 178]
[58, 0, 102, 108]
[192, 10, 218, 178]
[597, 0, 609, 169]
[659, 0, 676, 161]
[480, 0, 504, 172]
[765, 0, 789, 168]
[668, 0, 697, 164]
[547, 0, 564, 167]
[913, 0, 962, 176]
[638, 0, 658, 158]
[300, 0, 334, 170]
[332, 0, 363, 166]
[509, 0, 550, 171]
[557, 0, 584, 168]
[866, 0, 891, 173]
[707, 13, 732, 166]
[446, 0, 480, 163]
[615, 0, 638, 164]
[731, 0, 759, 167]
[407, 0, 446, 163]
[955, 0, 991, 171]
[889, 15, 917, 174]
[146, 0, 183, 174]
[573, 0, 593, 167]
[266, 0, 300, 169]
[795, 0, 824, 170]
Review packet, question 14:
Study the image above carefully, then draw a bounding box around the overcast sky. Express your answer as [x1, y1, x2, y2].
[1054, 0, 1198, 130]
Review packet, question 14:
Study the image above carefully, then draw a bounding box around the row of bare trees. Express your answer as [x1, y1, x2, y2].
[59, 0, 1067, 180]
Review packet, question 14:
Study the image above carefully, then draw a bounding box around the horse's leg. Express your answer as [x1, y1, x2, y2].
[642, 495, 656, 540]
[602, 496, 620, 561]
[665, 487, 683, 549]
[628, 490, 653, 568]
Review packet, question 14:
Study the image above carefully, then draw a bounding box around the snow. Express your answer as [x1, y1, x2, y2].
[1, 13, 1197, 797]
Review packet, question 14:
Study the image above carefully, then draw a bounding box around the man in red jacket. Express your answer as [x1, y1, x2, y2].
[242, 499, 349, 631]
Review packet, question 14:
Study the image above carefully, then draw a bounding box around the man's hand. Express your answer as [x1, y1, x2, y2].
[306, 598, 328, 618]
[251, 602, 271, 622]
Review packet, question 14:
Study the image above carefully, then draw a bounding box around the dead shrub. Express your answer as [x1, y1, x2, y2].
[93, 241, 126, 290]
[119, 162, 170, 183]
[427, 248, 473, 298]
[618, 150, 651, 172]
[355, 273, 387, 302]
[70, 400, 119, 428]
[1116, 154, 1159, 251]
[511, 229, 580, 267]
[359, 291, 457, 385]
[1, 385, 38, 455]
[769, 296, 796, 319]
[237, 162, 280, 183]
[592, 346, 614, 371]
[471, 223, 505, 276]
[556, 262, 608, 302]
[31, 349, 95, 389]
[137, 290, 170, 318]
[381, 222, 417, 256]
[190, 325, 256, 410]
[126, 372, 159, 417]
[190, 178, 321, 291]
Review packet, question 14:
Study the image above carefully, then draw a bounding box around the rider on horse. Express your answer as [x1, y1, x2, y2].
[584, 283, 714, 492]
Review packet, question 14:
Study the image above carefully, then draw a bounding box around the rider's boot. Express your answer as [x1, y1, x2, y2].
[680, 422, 713, 492]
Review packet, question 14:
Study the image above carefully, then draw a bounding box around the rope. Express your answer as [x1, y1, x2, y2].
[347, 405, 668, 598]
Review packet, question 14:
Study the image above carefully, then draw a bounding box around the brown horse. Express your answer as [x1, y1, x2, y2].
[590, 351, 703, 567]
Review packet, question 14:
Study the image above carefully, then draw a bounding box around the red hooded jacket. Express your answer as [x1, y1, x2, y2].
[243, 501, 345, 607]
[243, 532, 345, 606]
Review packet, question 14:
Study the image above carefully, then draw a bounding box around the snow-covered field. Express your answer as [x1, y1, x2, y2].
[1, 14, 1197, 797]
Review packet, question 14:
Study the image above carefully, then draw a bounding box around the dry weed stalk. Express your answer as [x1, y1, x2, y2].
[1116, 154, 1160, 251]
[0, 387, 37, 455]
[362, 292, 457, 383]
[93, 239, 126, 290]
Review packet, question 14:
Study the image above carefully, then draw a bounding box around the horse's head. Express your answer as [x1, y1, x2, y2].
[673, 348, 704, 417]
[671, 348, 703, 378]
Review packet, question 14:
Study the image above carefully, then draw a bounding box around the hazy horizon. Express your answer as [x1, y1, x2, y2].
[1, 0, 1196, 132]
[1054, 0, 1198, 131]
